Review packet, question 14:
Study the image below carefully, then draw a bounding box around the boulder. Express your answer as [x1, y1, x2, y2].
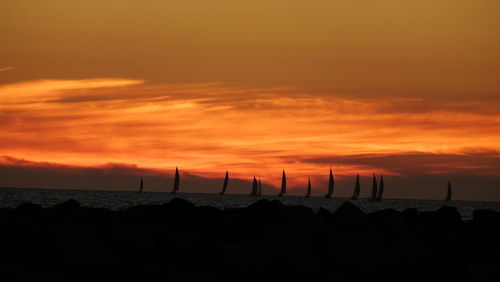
[163, 197, 196, 210]
[53, 199, 80, 210]
[333, 201, 366, 222]
[17, 202, 43, 210]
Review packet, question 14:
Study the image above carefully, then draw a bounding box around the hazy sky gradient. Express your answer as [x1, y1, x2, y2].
[1, 1, 500, 199]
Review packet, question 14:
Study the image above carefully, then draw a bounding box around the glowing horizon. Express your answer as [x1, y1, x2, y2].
[1, 78, 500, 193]
[2, 1, 500, 199]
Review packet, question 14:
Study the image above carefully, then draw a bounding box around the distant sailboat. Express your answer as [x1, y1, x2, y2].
[257, 178, 262, 196]
[325, 169, 334, 198]
[219, 171, 229, 195]
[138, 177, 144, 193]
[351, 174, 361, 200]
[376, 175, 384, 201]
[368, 174, 378, 201]
[278, 170, 286, 196]
[445, 181, 452, 202]
[250, 176, 258, 196]
[171, 167, 180, 195]
[305, 178, 311, 198]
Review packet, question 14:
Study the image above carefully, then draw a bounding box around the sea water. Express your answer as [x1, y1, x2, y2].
[1, 187, 499, 220]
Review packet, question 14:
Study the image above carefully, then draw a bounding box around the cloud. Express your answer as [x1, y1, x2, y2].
[0, 67, 14, 72]
[0, 78, 144, 105]
[1, 155, 500, 201]
[301, 150, 500, 176]
[1, 78, 500, 200]
[0, 156, 254, 195]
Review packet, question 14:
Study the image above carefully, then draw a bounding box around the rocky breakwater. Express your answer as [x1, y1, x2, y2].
[0, 198, 499, 282]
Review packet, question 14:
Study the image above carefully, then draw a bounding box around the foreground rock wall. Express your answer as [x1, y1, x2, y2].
[0, 198, 499, 282]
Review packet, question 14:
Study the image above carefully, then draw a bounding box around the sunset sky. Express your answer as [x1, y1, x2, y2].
[1, 1, 500, 200]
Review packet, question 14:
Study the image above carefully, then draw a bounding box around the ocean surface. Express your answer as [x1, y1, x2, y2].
[1, 187, 499, 220]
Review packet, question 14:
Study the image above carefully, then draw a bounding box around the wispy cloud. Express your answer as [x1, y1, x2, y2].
[1, 78, 500, 195]
[0, 156, 255, 195]
[2, 155, 500, 201]
[0, 78, 144, 104]
[0, 66, 14, 72]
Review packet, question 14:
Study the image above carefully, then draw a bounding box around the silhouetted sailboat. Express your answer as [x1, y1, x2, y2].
[305, 178, 311, 198]
[257, 178, 262, 196]
[219, 171, 229, 195]
[250, 176, 258, 196]
[351, 174, 360, 200]
[368, 174, 378, 201]
[445, 181, 452, 202]
[278, 170, 286, 196]
[138, 177, 144, 193]
[376, 175, 384, 201]
[171, 167, 180, 195]
[325, 169, 334, 198]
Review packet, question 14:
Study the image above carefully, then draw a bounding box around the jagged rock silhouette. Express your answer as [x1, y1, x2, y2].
[0, 198, 499, 282]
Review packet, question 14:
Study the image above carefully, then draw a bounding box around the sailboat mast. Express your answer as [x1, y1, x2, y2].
[377, 175, 384, 201]
[306, 178, 311, 197]
[445, 181, 452, 201]
[370, 174, 378, 200]
[258, 178, 262, 195]
[279, 170, 286, 196]
[356, 175, 361, 197]
[220, 171, 229, 195]
[325, 169, 334, 198]
[351, 174, 360, 200]
[171, 167, 180, 194]
[251, 176, 258, 195]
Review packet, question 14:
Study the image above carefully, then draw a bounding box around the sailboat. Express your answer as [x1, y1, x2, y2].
[219, 171, 229, 195]
[250, 176, 258, 196]
[444, 181, 452, 202]
[324, 169, 334, 198]
[376, 175, 384, 201]
[368, 174, 378, 201]
[138, 177, 144, 193]
[278, 170, 286, 196]
[305, 178, 311, 198]
[257, 178, 262, 196]
[350, 174, 361, 200]
[171, 167, 180, 195]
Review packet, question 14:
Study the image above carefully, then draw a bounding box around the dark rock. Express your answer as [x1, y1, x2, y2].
[285, 205, 317, 223]
[369, 208, 402, 224]
[49, 199, 81, 218]
[247, 199, 286, 221]
[80, 207, 113, 220]
[196, 205, 222, 227]
[437, 206, 462, 223]
[0, 197, 497, 282]
[317, 207, 333, 221]
[52, 199, 81, 210]
[334, 201, 365, 219]
[382, 235, 438, 277]
[369, 209, 406, 242]
[330, 201, 368, 235]
[13, 202, 45, 223]
[417, 206, 462, 228]
[17, 202, 43, 210]
[473, 209, 500, 226]
[333, 201, 366, 224]
[163, 197, 196, 210]
[402, 208, 418, 222]
[249, 199, 285, 211]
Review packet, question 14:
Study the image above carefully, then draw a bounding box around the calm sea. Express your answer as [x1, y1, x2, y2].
[1, 187, 499, 220]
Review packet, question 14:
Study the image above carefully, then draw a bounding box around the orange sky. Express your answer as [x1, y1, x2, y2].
[1, 1, 500, 199]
